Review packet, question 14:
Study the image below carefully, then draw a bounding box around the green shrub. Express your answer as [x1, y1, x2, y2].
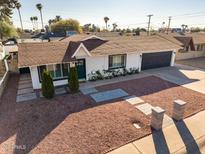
[68, 67, 79, 93]
[41, 71, 55, 99]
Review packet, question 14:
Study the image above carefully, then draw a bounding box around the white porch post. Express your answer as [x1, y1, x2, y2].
[170, 50, 176, 66]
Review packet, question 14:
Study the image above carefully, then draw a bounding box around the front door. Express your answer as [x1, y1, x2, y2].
[76, 59, 86, 80]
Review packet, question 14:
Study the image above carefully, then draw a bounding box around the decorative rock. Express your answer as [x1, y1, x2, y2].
[133, 123, 141, 129]
[151, 107, 165, 130]
[172, 100, 187, 121]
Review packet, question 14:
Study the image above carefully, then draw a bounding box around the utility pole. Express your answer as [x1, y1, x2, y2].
[147, 14, 153, 36]
[167, 16, 172, 34]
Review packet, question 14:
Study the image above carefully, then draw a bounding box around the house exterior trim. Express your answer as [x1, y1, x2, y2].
[72, 43, 91, 58]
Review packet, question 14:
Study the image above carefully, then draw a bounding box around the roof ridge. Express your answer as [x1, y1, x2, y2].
[157, 33, 182, 46]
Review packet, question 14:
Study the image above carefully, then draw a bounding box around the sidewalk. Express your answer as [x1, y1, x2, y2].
[108, 110, 205, 154]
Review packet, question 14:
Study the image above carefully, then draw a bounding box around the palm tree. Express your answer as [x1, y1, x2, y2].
[112, 23, 117, 31]
[33, 16, 38, 30]
[36, 3, 44, 29]
[104, 17, 109, 30]
[15, 2, 23, 31]
[181, 24, 188, 33]
[30, 17, 34, 30]
[55, 15, 61, 22]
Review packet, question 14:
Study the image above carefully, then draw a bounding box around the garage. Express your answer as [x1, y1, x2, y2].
[141, 51, 173, 70]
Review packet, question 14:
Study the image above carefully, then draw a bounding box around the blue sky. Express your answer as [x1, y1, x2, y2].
[12, 0, 205, 30]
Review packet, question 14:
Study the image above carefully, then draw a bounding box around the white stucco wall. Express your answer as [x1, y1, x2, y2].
[29, 66, 68, 89]
[29, 50, 175, 89]
[76, 53, 142, 80]
[84, 56, 108, 79]
[126, 53, 141, 70]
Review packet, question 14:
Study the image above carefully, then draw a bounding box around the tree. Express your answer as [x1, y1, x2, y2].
[181, 24, 188, 33]
[104, 17, 109, 30]
[41, 71, 55, 99]
[30, 17, 34, 30]
[0, 0, 19, 21]
[0, 21, 18, 39]
[68, 67, 79, 93]
[36, 3, 44, 29]
[33, 16, 38, 30]
[190, 27, 201, 33]
[112, 23, 117, 32]
[51, 19, 82, 33]
[55, 16, 62, 22]
[83, 23, 91, 32]
[48, 16, 62, 25]
[15, 2, 23, 31]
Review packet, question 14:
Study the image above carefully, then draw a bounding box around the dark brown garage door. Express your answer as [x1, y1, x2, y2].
[141, 51, 172, 70]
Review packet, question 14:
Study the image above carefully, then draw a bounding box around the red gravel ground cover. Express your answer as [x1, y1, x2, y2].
[97, 75, 205, 118]
[1, 75, 205, 154]
[0, 75, 150, 154]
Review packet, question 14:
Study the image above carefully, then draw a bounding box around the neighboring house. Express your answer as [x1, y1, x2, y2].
[157, 33, 205, 60]
[18, 35, 180, 89]
[157, 33, 195, 52]
[186, 33, 205, 52]
[2, 39, 19, 73]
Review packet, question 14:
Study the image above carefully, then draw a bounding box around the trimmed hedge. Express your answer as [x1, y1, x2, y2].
[68, 67, 79, 93]
[41, 71, 55, 99]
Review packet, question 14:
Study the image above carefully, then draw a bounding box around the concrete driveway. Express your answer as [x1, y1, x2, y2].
[144, 65, 205, 94]
[177, 57, 205, 70]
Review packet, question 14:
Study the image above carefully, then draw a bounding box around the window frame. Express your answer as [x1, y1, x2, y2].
[108, 54, 126, 70]
[38, 63, 70, 82]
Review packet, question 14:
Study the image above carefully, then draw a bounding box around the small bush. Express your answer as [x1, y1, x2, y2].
[88, 67, 139, 82]
[68, 67, 79, 93]
[96, 70, 104, 80]
[41, 71, 55, 99]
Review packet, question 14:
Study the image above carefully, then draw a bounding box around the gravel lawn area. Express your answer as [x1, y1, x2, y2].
[177, 57, 205, 69]
[0, 75, 150, 154]
[96, 76, 205, 118]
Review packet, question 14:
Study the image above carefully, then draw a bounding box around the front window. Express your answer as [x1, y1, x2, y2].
[38, 63, 70, 81]
[109, 54, 126, 69]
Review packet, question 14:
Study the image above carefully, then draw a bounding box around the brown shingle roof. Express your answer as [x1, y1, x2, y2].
[89, 35, 181, 56]
[60, 34, 90, 42]
[18, 35, 181, 67]
[157, 33, 183, 46]
[18, 42, 75, 68]
[186, 33, 205, 44]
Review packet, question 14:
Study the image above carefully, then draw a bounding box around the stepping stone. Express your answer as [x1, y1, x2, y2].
[80, 87, 98, 95]
[162, 114, 174, 128]
[124, 95, 144, 105]
[90, 89, 129, 103]
[19, 79, 32, 84]
[136, 103, 154, 115]
[18, 82, 33, 89]
[55, 87, 67, 95]
[17, 87, 34, 95]
[19, 76, 31, 81]
[16, 93, 37, 102]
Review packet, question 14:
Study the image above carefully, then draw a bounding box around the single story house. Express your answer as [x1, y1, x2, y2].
[157, 33, 195, 52]
[18, 34, 180, 89]
[186, 33, 205, 51]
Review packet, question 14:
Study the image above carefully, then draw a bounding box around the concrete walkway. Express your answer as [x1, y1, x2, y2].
[108, 110, 205, 154]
